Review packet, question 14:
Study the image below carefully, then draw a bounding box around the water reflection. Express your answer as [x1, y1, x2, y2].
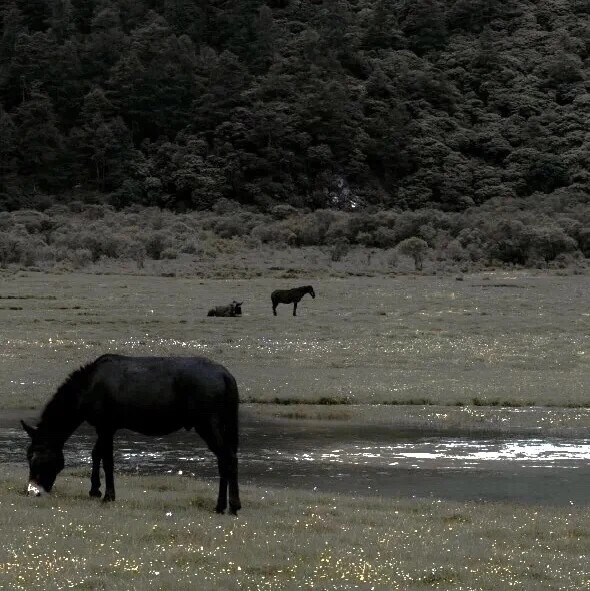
[298, 439, 590, 470]
[6, 428, 590, 469]
[6, 415, 590, 505]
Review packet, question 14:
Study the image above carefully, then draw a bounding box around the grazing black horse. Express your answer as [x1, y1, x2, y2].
[271, 285, 315, 316]
[207, 301, 243, 317]
[21, 354, 241, 515]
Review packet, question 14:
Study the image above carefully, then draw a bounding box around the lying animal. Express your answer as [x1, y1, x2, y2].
[207, 301, 243, 317]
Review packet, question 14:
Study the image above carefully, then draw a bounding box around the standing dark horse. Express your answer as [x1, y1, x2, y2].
[271, 285, 315, 316]
[21, 354, 241, 515]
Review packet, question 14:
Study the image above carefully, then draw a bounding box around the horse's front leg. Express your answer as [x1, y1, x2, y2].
[99, 431, 116, 502]
[227, 452, 241, 516]
[292, 301, 297, 316]
[216, 474, 228, 514]
[89, 439, 102, 497]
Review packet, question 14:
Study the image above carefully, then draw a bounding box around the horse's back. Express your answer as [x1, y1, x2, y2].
[271, 286, 312, 302]
[82, 355, 236, 431]
[92, 355, 231, 390]
[271, 289, 291, 302]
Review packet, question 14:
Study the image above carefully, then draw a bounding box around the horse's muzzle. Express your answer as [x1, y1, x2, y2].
[27, 482, 48, 497]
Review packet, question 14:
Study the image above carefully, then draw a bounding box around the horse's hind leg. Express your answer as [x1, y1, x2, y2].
[293, 301, 297, 316]
[196, 420, 239, 514]
[96, 430, 116, 502]
[217, 449, 239, 515]
[227, 454, 240, 515]
[89, 439, 102, 497]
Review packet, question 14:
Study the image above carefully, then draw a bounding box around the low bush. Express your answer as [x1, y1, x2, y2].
[0, 194, 587, 272]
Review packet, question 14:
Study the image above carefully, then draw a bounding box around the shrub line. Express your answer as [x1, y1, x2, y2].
[243, 397, 590, 409]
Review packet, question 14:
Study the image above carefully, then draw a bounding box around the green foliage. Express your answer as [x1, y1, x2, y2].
[399, 0, 448, 55]
[0, 193, 587, 271]
[0, 0, 588, 216]
[397, 236, 429, 270]
[330, 238, 350, 262]
[14, 83, 65, 190]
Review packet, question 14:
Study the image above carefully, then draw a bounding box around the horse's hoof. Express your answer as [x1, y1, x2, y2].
[89, 489, 102, 498]
[229, 501, 241, 515]
[215, 506, 225, 514]
[102, 492, 115, 502]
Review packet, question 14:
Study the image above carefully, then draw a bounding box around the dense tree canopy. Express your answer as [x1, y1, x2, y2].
[0, 0, 588, 213]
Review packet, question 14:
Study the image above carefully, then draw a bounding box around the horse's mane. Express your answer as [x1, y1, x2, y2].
[38, 358, 101, 432]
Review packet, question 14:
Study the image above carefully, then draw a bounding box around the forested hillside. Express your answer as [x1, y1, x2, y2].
[0, 0, 588, 214]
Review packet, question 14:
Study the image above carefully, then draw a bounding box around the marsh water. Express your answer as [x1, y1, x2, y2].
[4, 413, 590, 506]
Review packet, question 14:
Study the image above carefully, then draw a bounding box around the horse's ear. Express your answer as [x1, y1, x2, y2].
[21, 420, 37, 438]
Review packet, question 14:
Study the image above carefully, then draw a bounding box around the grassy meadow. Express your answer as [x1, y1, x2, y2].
[1, 464, 589, 591]
[1, 269, 590, 590]
[0, 269, 588, 411]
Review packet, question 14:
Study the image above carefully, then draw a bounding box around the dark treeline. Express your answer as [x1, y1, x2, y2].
[0, 0, 589, 216]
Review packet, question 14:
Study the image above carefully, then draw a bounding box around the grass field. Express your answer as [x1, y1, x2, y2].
[1, 465, 589, 591]
[1, 269, 588, 410]
[1, 269, 589, 589]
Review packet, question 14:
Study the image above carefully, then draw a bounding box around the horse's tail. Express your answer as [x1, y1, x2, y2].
[207, 309, 216, 316]
[222, 373, 240, 454]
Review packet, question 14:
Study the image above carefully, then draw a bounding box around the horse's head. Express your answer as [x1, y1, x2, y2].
[307, 286, 315, 299]
[21, 421, 65, 496]
[232, 301, 243, 316]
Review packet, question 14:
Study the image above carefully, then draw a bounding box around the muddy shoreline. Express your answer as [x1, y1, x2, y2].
[6, 403, 590, 437]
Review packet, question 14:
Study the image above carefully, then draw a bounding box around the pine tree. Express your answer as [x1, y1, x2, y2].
[15, 82, 65, 190]
[400, 0, 447, 55]
[69, 87, 132, 191]
[0, 103, 18, 193]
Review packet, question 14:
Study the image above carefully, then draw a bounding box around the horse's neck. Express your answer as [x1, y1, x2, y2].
[38, 414, 82, 445]
[39, 393, 83, 443]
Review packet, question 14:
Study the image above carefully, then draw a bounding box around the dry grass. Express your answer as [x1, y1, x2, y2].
[1, 465, 589, 590]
